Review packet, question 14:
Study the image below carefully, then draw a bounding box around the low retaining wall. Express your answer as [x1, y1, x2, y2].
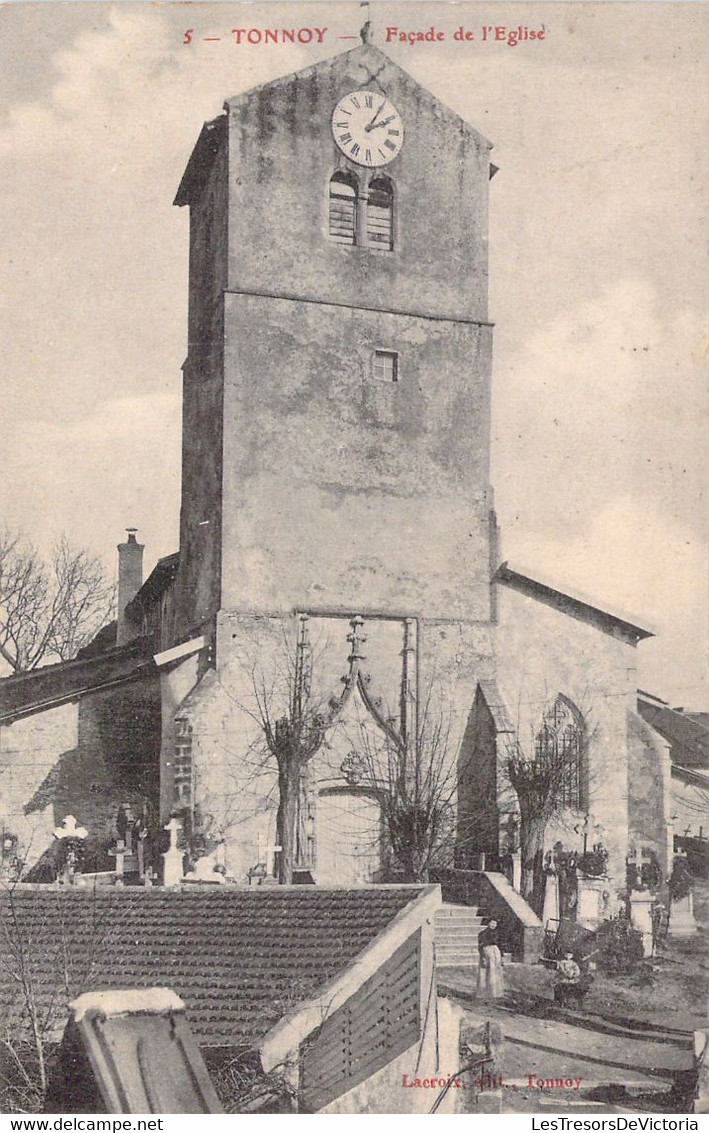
[434, 869, 543, 963]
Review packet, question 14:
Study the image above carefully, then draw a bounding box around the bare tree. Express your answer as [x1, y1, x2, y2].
[249, 617, 472, 886]
[0, 867, 123, 1113]
[0, 527, 115, 673]
[507, 698, 592, 910]
[251, 617, 332, 885]
[348, 689, 459, 883]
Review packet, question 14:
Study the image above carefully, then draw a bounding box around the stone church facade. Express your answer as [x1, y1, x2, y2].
[150, 41, 670, 894]
[0, 42, 674, 903]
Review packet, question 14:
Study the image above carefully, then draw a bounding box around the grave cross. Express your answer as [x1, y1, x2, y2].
[54, 815, 88, 842]
[258, 832, 282, 876]
[54, 815, 88, 886]
[109, 839, 127, 886]
[162, 817, 185, 886]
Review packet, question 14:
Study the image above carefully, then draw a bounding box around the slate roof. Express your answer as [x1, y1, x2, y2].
[494, 562, 653, 645]
[124, 552, 180, 619]
[0, 638, 156, 725]
[637, 694, 709, 769]
[0, 884, 424, 1049]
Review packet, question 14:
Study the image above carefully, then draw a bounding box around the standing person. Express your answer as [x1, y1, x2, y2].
[476, 918, 504, 998]
[554, 952, 581, 1007]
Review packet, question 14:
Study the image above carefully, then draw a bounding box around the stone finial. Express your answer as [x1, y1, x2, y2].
[360, 20, 372, 44]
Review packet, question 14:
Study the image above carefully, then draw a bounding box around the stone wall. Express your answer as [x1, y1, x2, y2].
[0, 676, 162, 879]
[0, 702, 76, 875]
[495, 582, 641, 889]
[225, 46, 493, 322]
[219, 294, 493, 622]
[627, 710, 673, 880]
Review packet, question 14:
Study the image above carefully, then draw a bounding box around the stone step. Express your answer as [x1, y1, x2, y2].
[437, 919, 484, 932]
[437, 947, 479, 963]
[437, 922, 484, 938]
[436, 903, 481, 918]
[435, 902, 489, 968]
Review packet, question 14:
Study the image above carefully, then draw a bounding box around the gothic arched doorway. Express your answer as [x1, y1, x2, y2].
[316, 789, 384, 886]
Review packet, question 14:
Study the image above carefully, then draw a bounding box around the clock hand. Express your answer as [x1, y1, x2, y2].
[364, 100, 386, 132]
[371, 115, 396, 130]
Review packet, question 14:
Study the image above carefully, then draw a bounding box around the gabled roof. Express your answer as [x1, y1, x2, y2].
[494, 562, 653, 646]
[125, 551, 179, 618]
[638, 692, 709, 769]
[174, 116, 226, 207]
[0, 638, 156, 726]
[175, 43, 493, 207]
[476, 679, 516, 734]
[672, 763, 709, 789]
[0, 885, 426, 1048]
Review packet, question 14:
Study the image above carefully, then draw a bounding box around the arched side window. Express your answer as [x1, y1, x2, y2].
[329, 172, 358, 245]
[366, 178, 394, 251]
[535, 695, 585, 809]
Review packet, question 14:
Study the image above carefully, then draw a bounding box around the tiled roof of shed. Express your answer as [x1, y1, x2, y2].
[0, 884, 424, 1048]
[637, 695, 709, 769]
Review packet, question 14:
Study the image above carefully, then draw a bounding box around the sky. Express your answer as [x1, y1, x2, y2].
[0, 1, 706, 707]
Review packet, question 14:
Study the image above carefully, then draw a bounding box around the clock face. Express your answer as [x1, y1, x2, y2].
[331, 91, 404, 168]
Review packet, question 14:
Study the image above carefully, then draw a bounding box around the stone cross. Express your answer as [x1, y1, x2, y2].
[54, 815, 88, 842]
[258, 832, 282, 876]
[109, 839, 126, 886]
[54, 815, 88, 886]
[162, 817, 184, 886]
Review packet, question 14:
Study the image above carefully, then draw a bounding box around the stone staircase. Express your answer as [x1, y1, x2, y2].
[435, 903, 485, 968]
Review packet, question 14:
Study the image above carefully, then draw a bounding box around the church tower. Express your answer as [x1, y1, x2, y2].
[174, 41, 497, 635]
[170, 40, 500, 880]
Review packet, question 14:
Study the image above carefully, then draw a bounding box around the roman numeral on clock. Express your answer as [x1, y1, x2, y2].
[365, 94, 373, 108]
[351, 142, 360, 157]
[339, 133, 352, 145]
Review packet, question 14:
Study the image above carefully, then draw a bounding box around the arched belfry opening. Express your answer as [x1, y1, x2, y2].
[328, 170, 358, 245]
[366, 177, 394, 250]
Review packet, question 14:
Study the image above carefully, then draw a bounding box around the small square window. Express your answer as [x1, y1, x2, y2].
[372, 350, 398, 383]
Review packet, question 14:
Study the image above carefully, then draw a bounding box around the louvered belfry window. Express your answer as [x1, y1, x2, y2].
[366, 178, 394, 250]
[329, 172, 358, 245]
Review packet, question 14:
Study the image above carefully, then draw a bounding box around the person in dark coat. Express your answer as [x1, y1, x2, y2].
[476, 918, 503, 998]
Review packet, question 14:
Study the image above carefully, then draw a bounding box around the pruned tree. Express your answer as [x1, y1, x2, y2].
[507, 697, 592, 910]
[251, 617, 332, 885]
[348, 688, 458, 883]
[0, 527, 115, 673]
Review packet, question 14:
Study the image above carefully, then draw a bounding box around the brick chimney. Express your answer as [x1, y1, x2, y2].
[117, 528, 144, 644]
